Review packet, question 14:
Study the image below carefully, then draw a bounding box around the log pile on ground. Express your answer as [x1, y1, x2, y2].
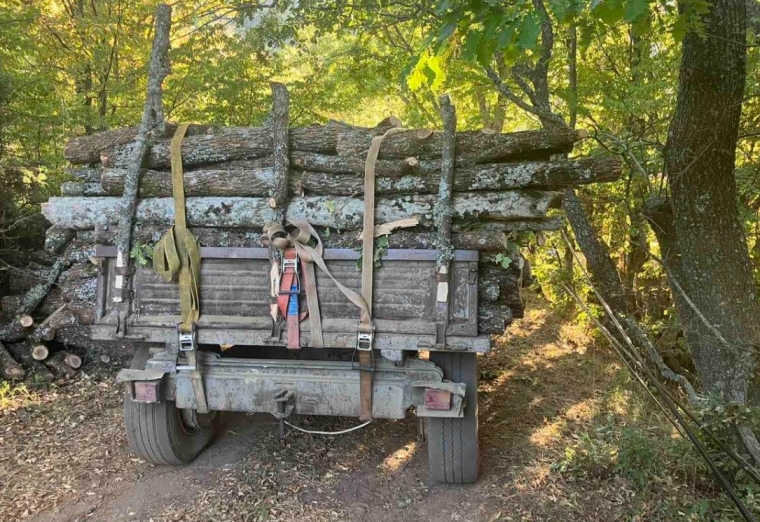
[2, 117, 620, 367]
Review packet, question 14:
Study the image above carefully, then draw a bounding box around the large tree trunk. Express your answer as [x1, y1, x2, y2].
[664, 0, 760, 421]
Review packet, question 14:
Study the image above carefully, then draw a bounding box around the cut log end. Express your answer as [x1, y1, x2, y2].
[32, 344, 50, 361]
[19, 315, 34, 328]
[45, 352, 79, 379]
[63, 353, 83, 369]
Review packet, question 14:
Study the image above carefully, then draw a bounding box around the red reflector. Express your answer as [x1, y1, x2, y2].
[424, 389, 452, 410]
[134, 381, 161, 403]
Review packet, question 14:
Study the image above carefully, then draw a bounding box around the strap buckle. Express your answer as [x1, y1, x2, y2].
[176, 324, 198, 371]
[177, 324, 198, 352]
[280, 252, 299, 275]
[356, 331, 374, 351]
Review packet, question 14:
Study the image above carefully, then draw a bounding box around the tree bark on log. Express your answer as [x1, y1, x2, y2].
[45, 351, 78, 379]
[61, 181, 107, 196]
[114, 3, 172, 305]
[5, 343, 53, 382]
[479, 264, 525, 318]
[64, 123, 213, 164]
[1, 291, 95, 326]
[0, 341, 25, 380]
[662, 0, 760, 463]
[563, 189, 629, 314]
[435, 93, 457, 268]
[95, 156, 619, 198]
[42, 191, 560, 230]
[291, 151, 422, 177]
[44, 227, 75, 254]
[14, 259, 70, 318]
[267, 82, 290, 224]
[96, 124, 583, 170]
[66, 168, 103, 182]
[89, 219, 562, 251]
[300, 156, 621, 195]
[336, 126, 582, 162]
[478, 304, 513, 334]
[101, 122, 352, 169]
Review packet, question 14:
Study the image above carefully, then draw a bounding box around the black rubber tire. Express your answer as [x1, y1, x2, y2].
[123, 346, 217, 465]
[426, 352, 480, 484]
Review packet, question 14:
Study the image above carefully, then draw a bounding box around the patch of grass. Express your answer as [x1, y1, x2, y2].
[551, 374, 760, 521]
[0, 380, 40, 412]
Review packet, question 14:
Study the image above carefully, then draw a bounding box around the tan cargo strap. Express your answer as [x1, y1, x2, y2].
[153, 122, 208, 413]
[265, 219, 373, 349]
[358, 125, 404, 421]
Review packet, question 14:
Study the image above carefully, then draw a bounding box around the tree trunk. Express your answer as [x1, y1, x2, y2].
[64, 123, 213, 164]
[100, 122, 351, 169]
[664, 0, 759, 419]
[94, 124, 582, 170]
[5, 343, 53, 382]
[300, 156, 619, 195]
[60, 181, 107, 196]
[563, 189, 629, 313]
[89, 218, 562, 251]
[42, 191, 560, 230]
[336, 126, 581, 161]
[95, 156, 619, 198]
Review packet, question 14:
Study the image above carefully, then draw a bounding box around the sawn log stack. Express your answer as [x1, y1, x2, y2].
[28, 119, 621, 345]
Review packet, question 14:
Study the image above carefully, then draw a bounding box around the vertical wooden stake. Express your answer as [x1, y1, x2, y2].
[268, 82, 291, 224]
[113, 4, 172, 309]
[434, 94, 457, 346]
[265, 83, 290, 334]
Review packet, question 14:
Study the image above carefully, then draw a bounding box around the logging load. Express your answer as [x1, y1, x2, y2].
[17, 111, 622, 364]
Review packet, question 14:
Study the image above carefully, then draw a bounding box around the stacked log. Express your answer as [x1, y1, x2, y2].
[33, 119, 621, 343]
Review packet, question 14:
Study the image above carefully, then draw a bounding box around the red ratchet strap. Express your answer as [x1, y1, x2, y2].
[278, 248, 303, 350]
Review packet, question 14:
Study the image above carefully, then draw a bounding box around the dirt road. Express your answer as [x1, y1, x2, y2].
[1, 299, 644, 522]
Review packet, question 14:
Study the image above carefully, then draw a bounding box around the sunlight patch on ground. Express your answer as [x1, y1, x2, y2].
[530, 417, 567, 447]
[564, 399, 598, 423]
[380, 441, 417, 473]
[530, 397, 602, 448]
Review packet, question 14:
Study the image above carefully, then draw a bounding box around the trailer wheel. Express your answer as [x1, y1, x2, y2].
[123, 346, 217, 465]
[426, 352, 479, 484]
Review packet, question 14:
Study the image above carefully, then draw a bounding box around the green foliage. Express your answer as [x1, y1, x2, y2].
[553, 385, 760, 520]
[355, 235, 389, 270]
[129, 240, 154, 266]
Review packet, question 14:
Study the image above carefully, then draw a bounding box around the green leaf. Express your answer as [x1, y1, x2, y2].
[517, 11, 542, 50]
[624, 0, 650, 23]
[494, 253, 512, 269]
[496, 23, 516, 49]
[593, 0, 625, 25]
[462, 29, 483, 62]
